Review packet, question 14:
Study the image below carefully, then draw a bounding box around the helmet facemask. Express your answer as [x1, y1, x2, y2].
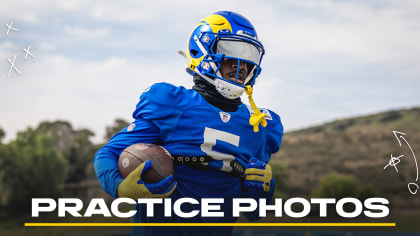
[182, 11, 265, 100]
[197, 33, 264, 99]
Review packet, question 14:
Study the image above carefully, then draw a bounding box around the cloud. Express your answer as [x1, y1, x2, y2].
[1, 0, 419, 142]
[0, 41, 20, 52]
[0, 53, 192, 142]
[38, 41, 56, 51]
[258, 0, 420, 65]
[7, 0, 418, 65]
[64, 26, 109, 38]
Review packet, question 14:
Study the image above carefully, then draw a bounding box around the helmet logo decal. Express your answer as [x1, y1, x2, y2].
[203, 35, 210, 43]
[219, 112, 231, 123]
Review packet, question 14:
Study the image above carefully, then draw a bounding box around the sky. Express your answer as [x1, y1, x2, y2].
[0, 0, 419, 143]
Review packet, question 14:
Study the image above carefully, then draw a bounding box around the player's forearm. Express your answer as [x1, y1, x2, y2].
[93, 148, 124, 198]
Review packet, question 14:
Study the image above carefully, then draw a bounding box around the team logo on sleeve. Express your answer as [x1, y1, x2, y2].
[219, 112, 231, 123]
[127, 123, 136, 131]
[261, 109, 272, 120]
[246, 105, 273, 120]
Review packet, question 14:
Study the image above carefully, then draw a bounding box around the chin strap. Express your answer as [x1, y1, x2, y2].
[245, 85, 268, 132]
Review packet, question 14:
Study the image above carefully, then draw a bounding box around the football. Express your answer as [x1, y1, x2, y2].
[118, 143, 174, 183]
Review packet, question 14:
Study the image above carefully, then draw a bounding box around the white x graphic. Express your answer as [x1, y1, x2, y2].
[5, 21, 18, 35]
[23, 46, 36, 59]
[7, 54, 22, 77]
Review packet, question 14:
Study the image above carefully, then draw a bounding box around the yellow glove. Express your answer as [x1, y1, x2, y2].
[118, 160, 177, 200]
[243, 158, 275, 222]
[244, 157, 272, 192]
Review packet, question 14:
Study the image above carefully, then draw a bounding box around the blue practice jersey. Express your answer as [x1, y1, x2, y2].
[94, 82, 284, 236]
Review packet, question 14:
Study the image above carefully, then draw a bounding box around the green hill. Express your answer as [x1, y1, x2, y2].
[272, 107, 420, 209]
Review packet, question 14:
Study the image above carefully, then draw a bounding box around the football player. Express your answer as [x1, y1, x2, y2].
[94, 11, 283, 236]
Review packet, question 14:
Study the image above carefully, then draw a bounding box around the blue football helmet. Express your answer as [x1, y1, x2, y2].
[181, 11, 265, 99]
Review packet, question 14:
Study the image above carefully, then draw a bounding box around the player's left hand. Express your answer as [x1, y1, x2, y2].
[243, 157, 272, 197]
[117, 160, 177, 200]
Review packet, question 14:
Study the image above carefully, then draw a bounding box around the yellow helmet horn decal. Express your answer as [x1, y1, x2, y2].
[186, 15, 233, 71]
[202, 14, 232, 34]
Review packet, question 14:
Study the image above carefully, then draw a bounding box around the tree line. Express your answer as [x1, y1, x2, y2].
[0, 119, 129, 217]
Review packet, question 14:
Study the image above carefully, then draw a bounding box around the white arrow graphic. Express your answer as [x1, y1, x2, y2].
[393, 131, 419, 194]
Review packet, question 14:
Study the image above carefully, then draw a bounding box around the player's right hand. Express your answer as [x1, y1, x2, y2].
[117, 160, 177, 200]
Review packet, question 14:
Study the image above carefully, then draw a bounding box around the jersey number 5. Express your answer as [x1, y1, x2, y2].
[200, 127, 239, 172]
